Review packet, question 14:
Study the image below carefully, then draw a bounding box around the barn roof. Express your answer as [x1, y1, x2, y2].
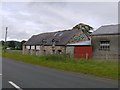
[67, 40, 91, 46]
[24, 29, 82, 46]
[92, 24, 120, 36]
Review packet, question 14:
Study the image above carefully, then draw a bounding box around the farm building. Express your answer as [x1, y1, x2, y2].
[23, 23, 93, 57]
[92, 24, 120, 60]
[66, 40, 92, 59]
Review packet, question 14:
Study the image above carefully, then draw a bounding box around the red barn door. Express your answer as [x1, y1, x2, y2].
[74, 46, 92, 59]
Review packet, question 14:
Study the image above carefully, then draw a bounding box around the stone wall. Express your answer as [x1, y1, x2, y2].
[23, 45, 66, 55]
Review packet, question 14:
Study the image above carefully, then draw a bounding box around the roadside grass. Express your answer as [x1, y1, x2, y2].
[7, 50, 22, 54]
[2, 51, 118, 80]
[0, 44, 2, 56]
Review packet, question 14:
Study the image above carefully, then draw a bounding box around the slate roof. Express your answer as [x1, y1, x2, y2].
[24, 29, 82, 46]
[67, 40, 91, 46]
[92, 24, 120, 36]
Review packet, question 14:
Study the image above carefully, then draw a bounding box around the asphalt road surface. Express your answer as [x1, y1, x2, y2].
[2, 58, 118, 89]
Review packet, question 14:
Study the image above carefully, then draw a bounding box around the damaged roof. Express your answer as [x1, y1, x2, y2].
[24, 29, 82, 46]
[92, 24, 120, 36]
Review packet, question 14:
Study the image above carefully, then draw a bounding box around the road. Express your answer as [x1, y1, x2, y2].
[2, 58, 118, 89]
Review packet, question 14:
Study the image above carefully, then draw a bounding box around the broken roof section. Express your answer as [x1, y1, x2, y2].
[92, 24, 120, 36]
[24, 23, 93, 46]
[24, 29, 81, 46]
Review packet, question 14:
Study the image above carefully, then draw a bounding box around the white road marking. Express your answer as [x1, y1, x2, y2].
[8, 81, 22, 90]
[0, 74, 2, 76]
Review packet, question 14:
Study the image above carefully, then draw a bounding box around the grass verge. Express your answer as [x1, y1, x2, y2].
[2, 52, 118, 80]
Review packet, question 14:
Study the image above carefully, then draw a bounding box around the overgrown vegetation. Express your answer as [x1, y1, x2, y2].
[2, 51, 118, 80]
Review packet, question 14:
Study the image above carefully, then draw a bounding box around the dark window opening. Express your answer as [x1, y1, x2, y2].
[58, 50, 62, 54]
[43, 50, 46, 54]
[100, 41, 110, 51]
[42, 39, 47, 44]
[52, 50, 55, 54]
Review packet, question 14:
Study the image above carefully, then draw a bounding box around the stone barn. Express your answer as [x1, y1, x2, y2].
[23, 24, 93, 55]
[23, 23, 93, 56]
[92, 24, 120, 60]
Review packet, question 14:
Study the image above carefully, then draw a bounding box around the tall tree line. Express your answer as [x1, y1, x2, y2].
[0, 40, 26, 50]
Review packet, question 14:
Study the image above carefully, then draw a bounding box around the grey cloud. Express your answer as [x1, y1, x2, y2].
[1, 2, 118, 41]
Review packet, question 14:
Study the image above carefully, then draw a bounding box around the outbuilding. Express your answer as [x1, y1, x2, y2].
[66, 40, 92, 59]
[23, 23, 93, 56]
[92, 24, 120, 60]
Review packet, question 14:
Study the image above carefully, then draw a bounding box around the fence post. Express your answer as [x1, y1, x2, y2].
[86, 53, 88, 60]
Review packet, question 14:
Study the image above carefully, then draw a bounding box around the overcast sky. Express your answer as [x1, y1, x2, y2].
[1, 2, 118, 41]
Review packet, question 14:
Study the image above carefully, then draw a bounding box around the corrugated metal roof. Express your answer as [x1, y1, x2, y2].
[92, 24, 120, 35]
[67, 40, 91, 46]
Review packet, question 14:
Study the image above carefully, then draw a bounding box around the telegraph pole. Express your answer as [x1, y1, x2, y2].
[4, 27, 8, 52]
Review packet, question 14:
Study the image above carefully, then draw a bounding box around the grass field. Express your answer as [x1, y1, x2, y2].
[2, 51, 118, 80]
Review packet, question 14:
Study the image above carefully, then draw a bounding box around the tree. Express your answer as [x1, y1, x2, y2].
[8, 41, 15, 49]
[1, 41, 5, 46]
[73, 23, 93, 40]
[20, 40, 26, 50]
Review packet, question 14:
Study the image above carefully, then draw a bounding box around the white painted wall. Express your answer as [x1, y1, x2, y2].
[26, 46, 30, 49]
[31, 46, 35, 49]
[36, 46, 40, 50]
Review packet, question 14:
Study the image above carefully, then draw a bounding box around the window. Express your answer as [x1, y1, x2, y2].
[52, 39, 55, 42]
[26, 46, 30, 49]
[31, 46, 35, 50]
[59, 32, 63, 36]
[36, 46, 40, 50]
[43, 50, 46, 54]
[42, 39, 47, 44]
[100, 41, 110, 51]
[54, 33, 58, 36]
[52, 50, 55, 54]
[57, 50, 62, 54]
